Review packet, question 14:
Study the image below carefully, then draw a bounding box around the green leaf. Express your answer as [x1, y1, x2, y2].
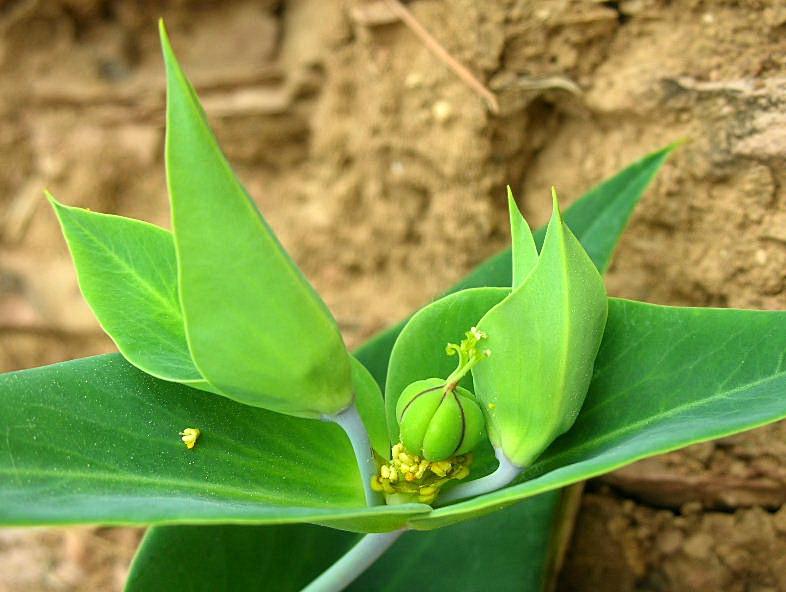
[126, 523, 358, 592]
[384, 288, 510, 441]
[122, 144, 677, 586]
[360, 143, 677, 386]
[126, 490, 565, 592]
[350, 490, 563, 591]
[472, 193, 608, 466]
[409, 298, 786, 529]
[47, 194, 390, 456]
[47, 195, 209, 390]
[507, 186, 538, 288]
[47, 141, 672, 590]
[351, 356, 390, 457]
[160, 23, 352, 418]
[0, 354, 428, 532]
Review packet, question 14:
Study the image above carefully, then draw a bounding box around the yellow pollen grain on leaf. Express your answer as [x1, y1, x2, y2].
[179, 427, 200, 449]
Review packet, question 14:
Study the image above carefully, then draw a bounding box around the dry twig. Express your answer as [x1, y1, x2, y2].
[382, 0, 500, 114]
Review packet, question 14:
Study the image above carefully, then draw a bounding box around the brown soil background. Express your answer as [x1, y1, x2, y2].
[0, 0, 785, 590]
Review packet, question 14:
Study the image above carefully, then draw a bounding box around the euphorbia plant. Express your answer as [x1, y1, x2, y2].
[2, 22, 786, 591]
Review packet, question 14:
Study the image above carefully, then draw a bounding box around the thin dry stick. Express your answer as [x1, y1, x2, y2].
[382, 0, 500, 114]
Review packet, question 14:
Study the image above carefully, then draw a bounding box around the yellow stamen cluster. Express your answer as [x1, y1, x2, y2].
[371, 442, 472, 504]
[179, 427, 200, 449]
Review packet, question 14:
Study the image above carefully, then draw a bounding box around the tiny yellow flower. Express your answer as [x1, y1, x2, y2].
[430, 460, 452, 477]
[179, 427, 200, 449]
[373, 443, 474, 504]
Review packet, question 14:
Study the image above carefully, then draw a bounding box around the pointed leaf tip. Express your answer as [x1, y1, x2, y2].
[550, 186, 559, 207]
[158, 19, 183, 81]
[162, 26, 353, 417]
[44, 190, 58, 207]
[506, 186, 538, 288]
[46, 198, 209, 386]
[158, 19, 170, 49]
[46, 191, 73, 220]
[475, 182, 608, 466]
[667, 136, 689, 151]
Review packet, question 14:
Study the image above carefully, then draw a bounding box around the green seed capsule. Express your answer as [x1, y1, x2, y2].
[396, 378, 486, 461]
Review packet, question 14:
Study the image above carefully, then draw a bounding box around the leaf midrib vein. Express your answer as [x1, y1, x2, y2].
[0, 467, 357, 505]
[66, 212, 183, 323]
[531, 369, 786, 476]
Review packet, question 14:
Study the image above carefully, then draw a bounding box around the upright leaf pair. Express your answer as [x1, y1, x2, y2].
[49, 23, 356, 421]
[386, 188, 607, 471]
[473, 191, 607, 467]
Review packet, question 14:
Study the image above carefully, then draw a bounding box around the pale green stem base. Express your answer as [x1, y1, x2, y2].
[437, 447, 522, 505]
[301, 529, 405, 592]
[327, 401, 383, 507]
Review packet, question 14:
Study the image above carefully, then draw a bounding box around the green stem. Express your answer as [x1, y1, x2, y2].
[445, 350, 487, 388]
[444, 327, 490, 388]
[301, 530, 405, 592]
[329, 401, 384, 506]
[436, 447, 521, 505]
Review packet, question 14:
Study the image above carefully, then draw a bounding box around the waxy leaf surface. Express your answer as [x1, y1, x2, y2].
[161, 24, 352, 418]
[126, 523, 358, 592]
[48, 197, 208, 389]
[0, 355, 427, 532]
[473, 197, 608, 466]
[125, 490, 564, 592]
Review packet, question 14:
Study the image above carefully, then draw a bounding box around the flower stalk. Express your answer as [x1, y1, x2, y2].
[328, 401, 384, 507]
[437, 446, 522, 505]
[301, 529, 405, 592]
